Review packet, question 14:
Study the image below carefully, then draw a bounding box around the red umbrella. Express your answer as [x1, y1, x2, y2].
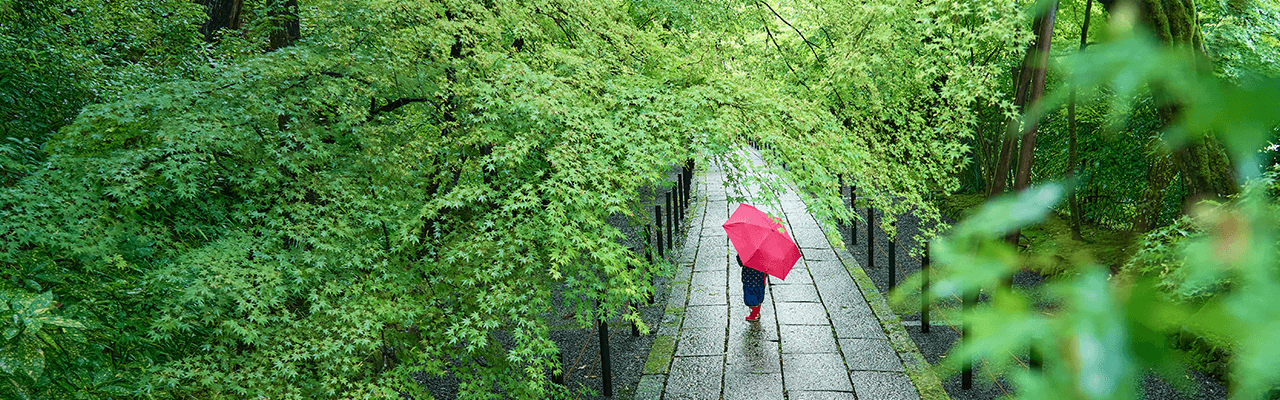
[722, 203, 801, 280]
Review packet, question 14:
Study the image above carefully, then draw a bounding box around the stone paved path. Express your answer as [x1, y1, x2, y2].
[637, 149, 927, 400]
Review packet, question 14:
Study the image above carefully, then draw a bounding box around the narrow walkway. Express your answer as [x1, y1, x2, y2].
[637, 149, 928, 400]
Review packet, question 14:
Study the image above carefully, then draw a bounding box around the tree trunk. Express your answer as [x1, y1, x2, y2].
[268, 0, 301, 51]
[198, 0, 244, 42]
[1141, 0, 1238, 202]
[1066, 0, 1094, 241]
[987, 42, 1038, 199]
[994, 2, 1058, 253]
[1173, 136, 1236, 201]
[1101, 0, 1239, 211]
[1011, 2, 1058, 192]
[1134, 151, 1177, 231]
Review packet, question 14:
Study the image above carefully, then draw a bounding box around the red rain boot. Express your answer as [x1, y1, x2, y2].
[745, 305, 761, 321]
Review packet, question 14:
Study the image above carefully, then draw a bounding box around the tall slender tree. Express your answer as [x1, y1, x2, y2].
[1011, 2, 1059, 193]
[989, 1, 1059, 249]
[1066, 0, 1094, 241]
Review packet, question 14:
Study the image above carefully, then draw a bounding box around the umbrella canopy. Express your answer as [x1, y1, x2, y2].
[722, 203, 801, 280]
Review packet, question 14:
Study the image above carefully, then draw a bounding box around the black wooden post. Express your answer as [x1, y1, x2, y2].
[962, 289, 976, 389]
[666, 191, 674, 252]
[644, 225, 654, 305]
[552, 352, 565, 384]
[677, 179, 685, 225]
[685, 159, 694, 198]
[921, 241, 931, 333]
[680, 173, 687, 211]
[599, 320, 612, 397]
[867, 205, 875, 271]
[655, 205, 664, 259]
[889, 220, 897, 289]
[837, 175, 845, 243]
[674, 179, 683, 226]
[851, 186, 858, 245]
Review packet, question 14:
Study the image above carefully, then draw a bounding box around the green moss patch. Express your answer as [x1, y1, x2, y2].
[643, 335, 677, 375]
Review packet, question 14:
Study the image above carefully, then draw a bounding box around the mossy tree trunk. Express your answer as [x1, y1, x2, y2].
[1106, 0, 1238, 226]
[1144, 0, 1237, 204]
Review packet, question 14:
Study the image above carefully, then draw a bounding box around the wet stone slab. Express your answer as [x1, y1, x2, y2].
[687, 271, 728, 306]
[802, 247, 840, 261]
[666, 356, 725, 400]
[707, 202, 730, 223]
[775, 302, 831, 325]
[724, 372, 784, 400]
[782, 353, 854, 392]
[725, 329, 781, 374]
[682, 305, 728, 330]
[813, 288, 868, 317]
[792, 228, 830, 249]
[675, 327, 727, 357]
[691, 270, 727, 290]
[805, 259, 846, 274]
[839, 338, 904, 372]
[771, 269, 814, 285]
[850, 371, 920, 400]
[694, 239, 727, 272]
[785, 216, 822, 232]
[771, 284, 821, 303]
[788, 391, 858, 400]
[635, 374, 664, 400]
[810, 269, 859, 294]
[780, 325, 839, 354]
[830, 309, 887, 340]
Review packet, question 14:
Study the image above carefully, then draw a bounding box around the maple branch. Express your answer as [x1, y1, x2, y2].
[758, 0, 821, 60]
[368, 97, 432, 120]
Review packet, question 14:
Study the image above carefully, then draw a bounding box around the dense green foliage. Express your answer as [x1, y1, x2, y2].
[3, 0, 1278, 399]
[1, 0, 742, 397]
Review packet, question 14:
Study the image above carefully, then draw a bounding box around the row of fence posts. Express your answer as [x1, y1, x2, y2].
[838, 175, 1040, 390]
[558, 161, 696, 396]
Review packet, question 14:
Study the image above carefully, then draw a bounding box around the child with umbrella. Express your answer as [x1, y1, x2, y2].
[723, 204, 802, 322]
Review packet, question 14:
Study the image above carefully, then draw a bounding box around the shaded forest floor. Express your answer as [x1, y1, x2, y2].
[902, 192, 1230, 400]
[938, 192, 1142, 275]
